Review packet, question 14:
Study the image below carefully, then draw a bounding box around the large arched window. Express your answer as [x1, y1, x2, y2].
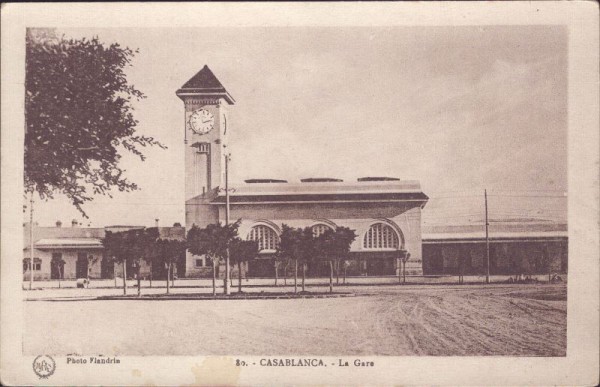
[312, 223, 333, 237]
[363, 223, 400, 250]
[247, 225, 279, 252]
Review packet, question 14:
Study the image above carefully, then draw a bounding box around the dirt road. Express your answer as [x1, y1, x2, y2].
[24, 284, 566, 356]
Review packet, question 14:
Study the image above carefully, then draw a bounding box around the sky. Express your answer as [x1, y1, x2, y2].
[29, 26, 568, 227]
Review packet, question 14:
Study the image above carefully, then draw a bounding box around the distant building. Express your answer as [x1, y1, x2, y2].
[23, 222, 185, 281]
[422, 222, 568, 275]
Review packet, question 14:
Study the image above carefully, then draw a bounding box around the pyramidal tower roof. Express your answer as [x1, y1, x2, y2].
[176, 65, 235, 104]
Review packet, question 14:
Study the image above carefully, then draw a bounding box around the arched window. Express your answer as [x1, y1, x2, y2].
[312, 224, 333, 237]
[248, 225, 279, 252]
[363, 223, 400, 249]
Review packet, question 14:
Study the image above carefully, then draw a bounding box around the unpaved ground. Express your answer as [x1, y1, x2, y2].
[24, 284, 566, 356]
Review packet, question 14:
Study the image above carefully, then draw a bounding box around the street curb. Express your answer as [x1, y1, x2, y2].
[26, 292, 371, 302]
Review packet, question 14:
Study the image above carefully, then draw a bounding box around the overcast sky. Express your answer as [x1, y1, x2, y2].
[29, 26, 567, 227]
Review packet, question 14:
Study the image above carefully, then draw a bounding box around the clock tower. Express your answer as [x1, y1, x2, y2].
[176, 65, 235, 201]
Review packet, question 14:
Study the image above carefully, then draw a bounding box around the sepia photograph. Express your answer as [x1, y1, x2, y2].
[1, 2, 598, 386]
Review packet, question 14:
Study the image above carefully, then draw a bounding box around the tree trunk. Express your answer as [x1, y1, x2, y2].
[302, 263, 306, 293]
[137, 260, 141, 297]
[329, 261, 333, 293]
[403, 260, 406, 284]
[166, 263, 170, 294]
[343, 264, 347, 284]
[274, 261, 278, 286]
[114, 263, 117, 288]
[149, 262, 152, 288]
[294, 259, 298, 294]
[122, 261, 127, 295]
[238, 260, 242, 293]
[171, 266, 175, 288]
[284, 263, 288, 285]
[212, 258, 216, 297]
[336, 260, 340, 285]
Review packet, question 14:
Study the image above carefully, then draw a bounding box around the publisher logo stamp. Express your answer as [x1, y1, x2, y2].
[33, 355, 55, 379]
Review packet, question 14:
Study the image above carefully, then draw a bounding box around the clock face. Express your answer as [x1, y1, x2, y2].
[188, 108, 214, 135]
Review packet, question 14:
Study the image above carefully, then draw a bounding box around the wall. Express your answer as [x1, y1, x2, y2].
[422, 239, 568, 275]
[23, 248, 103, 280]
[185, 199, 425, 277]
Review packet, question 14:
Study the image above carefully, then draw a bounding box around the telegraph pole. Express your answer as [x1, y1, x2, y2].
[224, 153, 231, 295]
[485, 189, 490, 284]
[29, 192, 34, 290]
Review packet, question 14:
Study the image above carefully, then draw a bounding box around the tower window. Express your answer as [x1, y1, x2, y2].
[192, 142, 210, 154]
[247, 225, 279, 252]
[363, 223, 400, 250]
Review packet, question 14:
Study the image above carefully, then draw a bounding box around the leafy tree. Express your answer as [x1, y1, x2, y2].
[400, 252, 410, 284]
[297, 227, 318, 293]
[86, 254, 101, 283]
[315, 227, 357, 293]
[187, 221, 240, 296]
[229, 238, 259, 293]
[330, 227, 357, 286]
[129, 228, 159, 296]
[103, 230, 130, 295]
[152, 237, 187, 294]
[102, 227, 158, 296]
[25, 28, 165, 217]
[277, 225, 304, 294]
[50, 255, 66, 288]
[273, 253, 291, 286]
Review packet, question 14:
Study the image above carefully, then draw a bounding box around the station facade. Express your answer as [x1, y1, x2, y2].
[178, 66, 429, 278]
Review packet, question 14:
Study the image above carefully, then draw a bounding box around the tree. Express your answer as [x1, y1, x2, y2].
[229, 238, 259, 293]
[330, 227, 357, 288]
[152, 237, 187, 294]
[25, 29, 165, 217]
[274, 253, 291, 286]
[128, 228, 159, 297]
[102, 230, 130, 295]
[315, 227, 357, 293]
[50, 255, 66, 288]
[277, 225, 304, 294]
[102, 227, 158, 296]
[298, 227, 318, 293]
[401, 252, 410, 284]
[86, 254, 100, 284]
[187, 221, 240, 296]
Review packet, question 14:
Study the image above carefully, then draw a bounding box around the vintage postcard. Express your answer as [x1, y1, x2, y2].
[1, 2, 598, 386]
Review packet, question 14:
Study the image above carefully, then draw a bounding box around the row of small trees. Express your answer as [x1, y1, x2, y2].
[102, 221, 359, 296]
[102, 221, 260, 297]
[102, 228, 187, 296]
[276, 225, 358, 293]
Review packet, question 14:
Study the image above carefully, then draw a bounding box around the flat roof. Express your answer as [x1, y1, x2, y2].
[204, 180, 428, 204]
[422, 222, 568, 242]
[207, 180, 426, 204]
[33, 238, 104, 249]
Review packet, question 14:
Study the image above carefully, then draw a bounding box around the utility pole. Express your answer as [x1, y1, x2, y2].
[224, 152, 231, 295]
[485, 189, 490, 284]
[29, 192, 34, 290]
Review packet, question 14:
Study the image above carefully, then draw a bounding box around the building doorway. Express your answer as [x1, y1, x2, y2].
[50, 253, 64, 279]
[76, 252, 89, 278]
